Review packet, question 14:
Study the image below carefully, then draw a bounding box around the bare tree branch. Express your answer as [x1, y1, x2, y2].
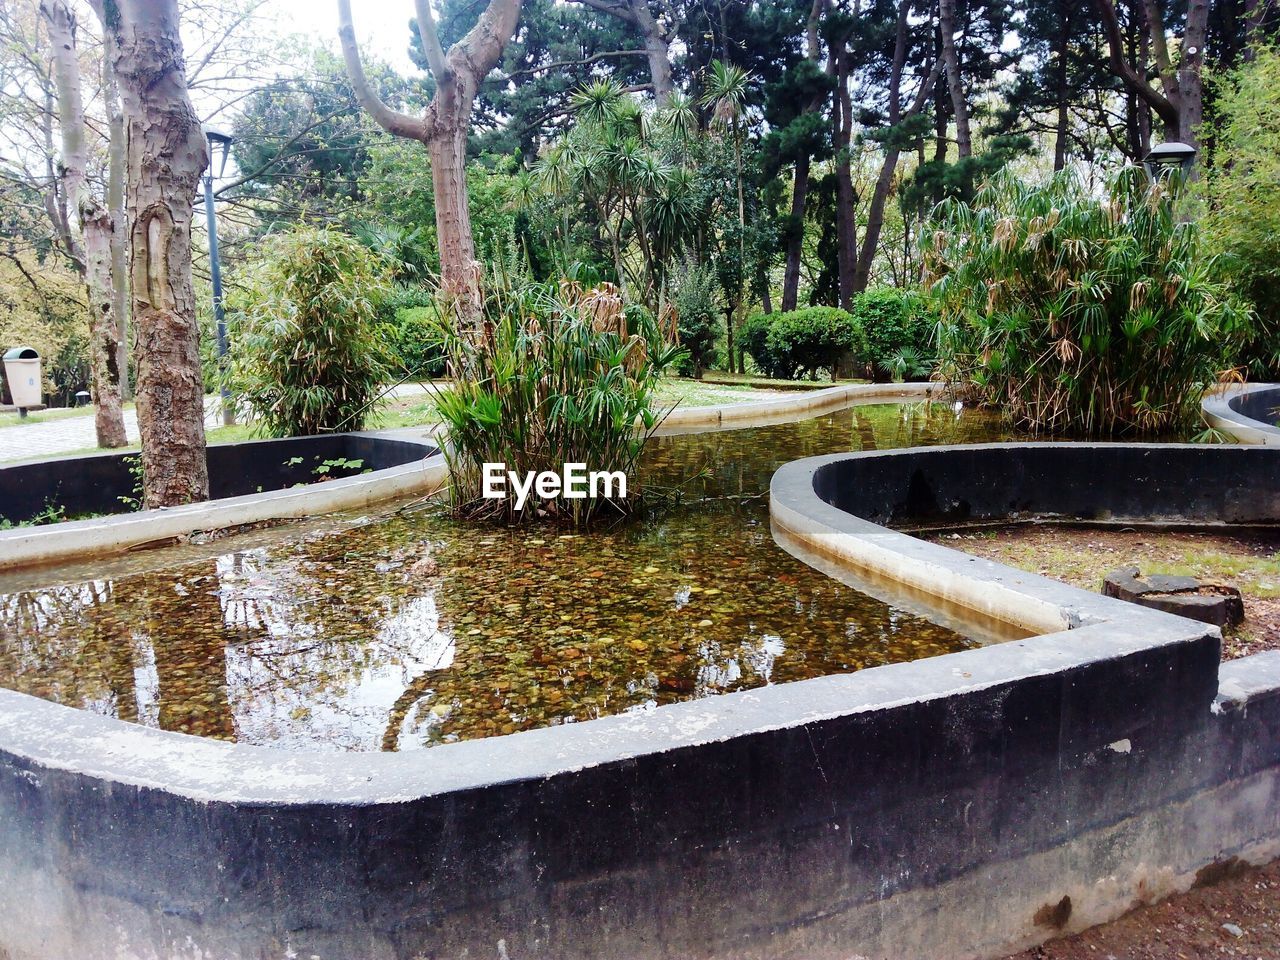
[336, 0, 428, 141]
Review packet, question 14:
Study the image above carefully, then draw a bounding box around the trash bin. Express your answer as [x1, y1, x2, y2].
[75, 390, 92, 407]
[3, 346, 42, 410]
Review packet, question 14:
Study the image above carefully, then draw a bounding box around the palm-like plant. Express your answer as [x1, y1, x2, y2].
[923, 166, 1245, 436]
[699, 60, 754, 372]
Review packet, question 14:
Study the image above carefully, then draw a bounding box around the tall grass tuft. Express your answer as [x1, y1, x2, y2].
[433, 278, 682, 526]
[922, 167, 1246, 436]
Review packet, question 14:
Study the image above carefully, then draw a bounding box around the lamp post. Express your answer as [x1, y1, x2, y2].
[1143, 140, 1197, 179]
[203, 126, 234, 426]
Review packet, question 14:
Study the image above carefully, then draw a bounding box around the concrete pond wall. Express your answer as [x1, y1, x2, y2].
[0, 431, 445, 572]
[1, 425, 1279, 957]
[1202, 382, 1280, 445]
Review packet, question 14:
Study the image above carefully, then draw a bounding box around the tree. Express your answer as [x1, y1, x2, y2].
[110, 0, 211, 507]
[1094, 0, 1211, 148]
[566, 0, 676, 105]
[764, 0, 834, 312]
[856, 4, 939, 292]
[40, 0, 127, 449]
[338, 0, 524, 332]
[701, 59, 753, 370]
[938, 0, 972, 157]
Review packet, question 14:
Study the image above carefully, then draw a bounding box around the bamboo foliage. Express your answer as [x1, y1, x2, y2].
[229, 227, 393, 437]
[922, 167, 1245, 436]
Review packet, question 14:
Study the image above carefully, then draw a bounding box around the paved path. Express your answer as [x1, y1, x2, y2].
[0, 398, 224, 463]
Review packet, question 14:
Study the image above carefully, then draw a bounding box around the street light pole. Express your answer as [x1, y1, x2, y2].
[204, 127, 234, 427]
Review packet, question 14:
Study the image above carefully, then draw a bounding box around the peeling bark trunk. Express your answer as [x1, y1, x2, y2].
[111, 0, 210, 507]
[938, 0, 972, 158]
[429, 86, 482, 323]
[100, 13, 131, 400]
[41, 0, 128, 449]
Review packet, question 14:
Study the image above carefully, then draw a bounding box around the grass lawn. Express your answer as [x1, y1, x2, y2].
[0, 405, 106, 428]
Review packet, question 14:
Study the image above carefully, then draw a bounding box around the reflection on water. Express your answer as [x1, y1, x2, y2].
[0, 402, 1021, 751]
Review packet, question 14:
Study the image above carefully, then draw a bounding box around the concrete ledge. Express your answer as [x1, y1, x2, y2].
[0, 430, 445, 572]
[1202, 382, 1280, 445]
[654, 380, 940, 434]
[770, 443, 1280, 637]
[1, 442, 1278, 958]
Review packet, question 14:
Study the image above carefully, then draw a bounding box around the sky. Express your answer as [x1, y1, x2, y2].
[265, 0, 424, 75]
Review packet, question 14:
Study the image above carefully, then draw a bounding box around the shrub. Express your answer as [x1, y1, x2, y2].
[1203, 45, 1280, 379]
[432, 279, 681, 526]
[389, 306, 448, 379]
[229, 226, 393, 436]
[671, 262, 721, 378]
[851, 288, 937, 382]
[740, 307, 866, 380]
[922, 166, 1245, 436]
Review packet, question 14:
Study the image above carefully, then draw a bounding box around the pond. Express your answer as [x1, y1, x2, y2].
[0, 402, 1023, 752]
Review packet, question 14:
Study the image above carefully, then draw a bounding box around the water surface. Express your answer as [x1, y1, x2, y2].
[0, 401, 1020, 751]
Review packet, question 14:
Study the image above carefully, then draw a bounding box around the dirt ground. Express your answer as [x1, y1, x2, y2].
[925, 525, 1280, 659]
[928, 524, 1280, 959]
[1002, 859, 1280, 959]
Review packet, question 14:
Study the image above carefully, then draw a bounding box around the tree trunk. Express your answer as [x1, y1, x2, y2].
[1096, 0, 1184, 148]
[429, 85, 482, 325]
[938, 0, 972, 158]
[781, 152, 810, 312]
[855, 1, 922, 293]
[780, 0, 831, 313]
[99, 10, 131, 400]
[834, 43, 857, 312]
[1177, 0, 1209, 148]
[630, 0, 674, 106]
[1052, 6, 1071, 171]
[41, 0, 128, 449]
[111, 0, 210, 508]
[339, 0, 523, 335]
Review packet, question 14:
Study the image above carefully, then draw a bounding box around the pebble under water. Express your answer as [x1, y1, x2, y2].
[0, 401, 1022, 751]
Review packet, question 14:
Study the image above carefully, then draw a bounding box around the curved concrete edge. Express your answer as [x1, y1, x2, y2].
[1202, 382, 1280, 445]
[653, 380, 940, 434]
[0, 607, 1203, 807]
[0, 431, 446, 573]
[770, 444, 1162, 640]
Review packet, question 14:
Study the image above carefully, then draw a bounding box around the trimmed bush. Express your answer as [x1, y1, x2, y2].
[741, 307, 866, 380]
[923, 166, 1245, 436]
[851, 288, 937, 382]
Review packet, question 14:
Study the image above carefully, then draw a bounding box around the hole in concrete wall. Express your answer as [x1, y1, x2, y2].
[1034, 895, 1073, 930]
